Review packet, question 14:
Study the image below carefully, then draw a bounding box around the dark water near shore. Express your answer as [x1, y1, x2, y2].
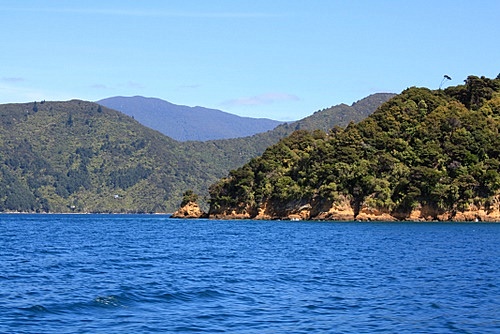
[0, 215, 498, 333]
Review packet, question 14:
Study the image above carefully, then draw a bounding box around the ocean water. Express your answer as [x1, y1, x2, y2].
[0, 215, 498, 333]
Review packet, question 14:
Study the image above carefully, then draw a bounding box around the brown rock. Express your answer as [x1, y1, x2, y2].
[356, 208, 396, 222]
[253, 202, 273, 220]
[171, 201, 206, 219]
[314, 198, 355, 221]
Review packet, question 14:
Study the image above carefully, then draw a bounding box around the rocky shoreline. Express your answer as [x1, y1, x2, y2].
[174, 196, 500, 222]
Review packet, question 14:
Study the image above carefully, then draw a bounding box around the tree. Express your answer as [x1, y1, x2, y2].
[181, 190, 198, 207]
[66, 113, 73, 126]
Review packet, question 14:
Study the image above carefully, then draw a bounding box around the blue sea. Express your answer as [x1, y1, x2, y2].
[0, 215, 498, 333]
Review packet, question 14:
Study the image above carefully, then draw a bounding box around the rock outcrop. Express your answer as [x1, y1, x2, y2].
[312, 196, 356, 221]
[171, 201, 206, 219]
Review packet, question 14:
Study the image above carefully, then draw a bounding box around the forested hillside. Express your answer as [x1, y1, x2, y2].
[208, 75, 500, 221]
[0, 93, 391, 213]
[0, 100, 191, 212]
[184, 93, 395, 171]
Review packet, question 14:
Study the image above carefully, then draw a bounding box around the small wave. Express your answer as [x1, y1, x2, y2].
[19, 288, 225, 316]
[197, 289, 224, 299]
[159, 292, 191, 302]
[93, 295, 125, 308]
[19, 295, 129, 315]
[430, 302, 441, 309]
[159, 288, 225, 303]
[21, 304, 51, 313]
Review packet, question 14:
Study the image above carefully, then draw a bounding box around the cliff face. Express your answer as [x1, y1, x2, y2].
[208, 195, 500, 222]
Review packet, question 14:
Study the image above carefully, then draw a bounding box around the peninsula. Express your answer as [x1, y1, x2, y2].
[204, 75, 500, 222]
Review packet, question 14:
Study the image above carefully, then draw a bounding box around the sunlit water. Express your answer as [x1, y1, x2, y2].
[0, 214, 498, 333]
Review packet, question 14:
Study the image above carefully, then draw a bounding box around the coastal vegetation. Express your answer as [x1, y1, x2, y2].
[208, 75, 500, 221]
[0, 94, 390, 213]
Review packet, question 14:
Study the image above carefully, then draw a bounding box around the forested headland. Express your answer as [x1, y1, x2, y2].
[207, 75, 500, 221]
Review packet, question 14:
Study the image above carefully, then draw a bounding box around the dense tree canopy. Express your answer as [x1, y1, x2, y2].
[209, 75, 500, 219]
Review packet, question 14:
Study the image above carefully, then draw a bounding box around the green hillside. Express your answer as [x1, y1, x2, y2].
[184, 93, 395, 171]
[0, 94, 391, 213]
[0, 100, 189, 212]
[208, 75, 500, 221]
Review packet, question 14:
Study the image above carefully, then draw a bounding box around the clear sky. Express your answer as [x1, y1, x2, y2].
[1, 0, 499, 121]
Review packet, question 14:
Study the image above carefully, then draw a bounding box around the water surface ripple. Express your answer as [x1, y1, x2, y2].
[0, 215, 498, 333]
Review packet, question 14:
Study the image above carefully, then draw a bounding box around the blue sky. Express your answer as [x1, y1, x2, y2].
[1, 0, 499, 121]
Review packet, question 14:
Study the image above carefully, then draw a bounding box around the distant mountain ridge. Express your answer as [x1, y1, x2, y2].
[97, 96, 283, 141]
